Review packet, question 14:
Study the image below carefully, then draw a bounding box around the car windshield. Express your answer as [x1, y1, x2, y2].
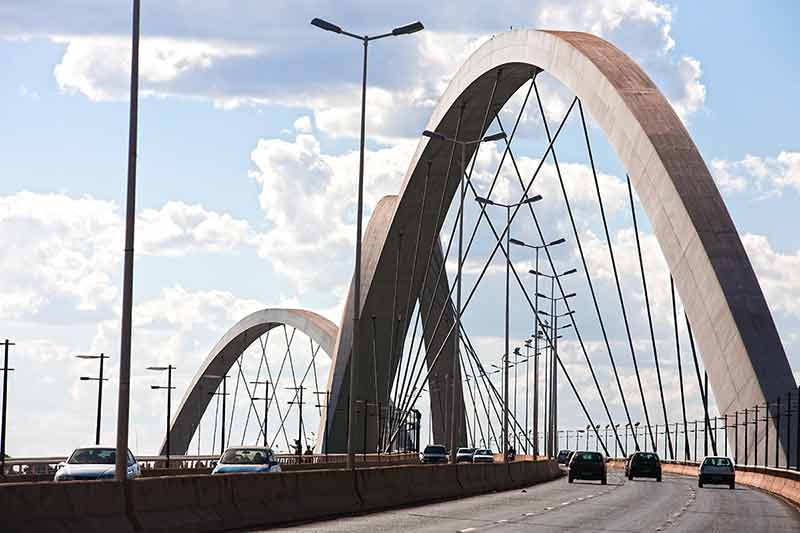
[458, 448, 475, 454]
[68, 448, 116, 464]
[220, 448, 272, 465]
[635, 453, 659, 462]
[424, 445, 446, 454]
[703, 457, 732, 467]
[558, 450, 571, 457]
[574, 452, 603, 463]
[475, 449, 492, 455]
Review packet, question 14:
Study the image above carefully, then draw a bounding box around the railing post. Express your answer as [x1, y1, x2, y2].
[775, 396, 781, 469]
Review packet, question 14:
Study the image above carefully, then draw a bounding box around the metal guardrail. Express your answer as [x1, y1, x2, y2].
[0, 452, 421, 482]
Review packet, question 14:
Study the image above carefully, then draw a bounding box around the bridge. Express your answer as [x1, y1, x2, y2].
[1, 21, 800, 533]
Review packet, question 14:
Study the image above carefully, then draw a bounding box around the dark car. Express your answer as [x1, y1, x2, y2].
[627, 452, 661, 481]
[698, 456, 735, 489]
[421, 444, 448, 464]
[557, 449, 573, 465]
[623, 454, 633, 477]
[568, 451, 607, 484]
[456, 447, 476, 463]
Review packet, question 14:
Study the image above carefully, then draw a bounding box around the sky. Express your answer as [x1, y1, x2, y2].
[1, 1, 799, 457]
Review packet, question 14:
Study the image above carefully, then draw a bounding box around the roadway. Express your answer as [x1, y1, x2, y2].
[262, 470, 800, 532]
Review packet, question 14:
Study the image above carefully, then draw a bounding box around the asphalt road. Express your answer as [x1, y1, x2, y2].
[264, 470, 800, 532]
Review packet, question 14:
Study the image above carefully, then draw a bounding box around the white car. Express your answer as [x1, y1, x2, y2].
[54, 445, 141, 481]
[472, 449, 495, 463]
[698, 456, 735, 489]
[210, 447, 282, 475]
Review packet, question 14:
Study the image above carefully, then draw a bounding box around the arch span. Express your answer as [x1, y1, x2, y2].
[329, 29, 794, 458]
[161, 308, 337, 455]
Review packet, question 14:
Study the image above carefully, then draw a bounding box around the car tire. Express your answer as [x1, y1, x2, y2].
[698, 480, 704, 488]
[729, 482, 735, 490]
[568, 475, 573, 484]
[601, 476, 607, 485]
[628, 473, 634, 480]
[657, 475, 662, 482]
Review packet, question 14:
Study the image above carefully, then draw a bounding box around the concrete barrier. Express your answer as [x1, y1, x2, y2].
[0, 460, 561, 532]
[0, 479, 134, 532]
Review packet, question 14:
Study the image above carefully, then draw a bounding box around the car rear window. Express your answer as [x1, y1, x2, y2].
[424, 445, 446, 454]
[574, 452, 603, 463]
[635, 453, 659, 462]
[703, 457, 732, 467]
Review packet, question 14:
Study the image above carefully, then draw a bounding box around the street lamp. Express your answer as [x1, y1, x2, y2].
[0, 339, 14, 477]
[76, 353, 110, 445]
[205, 375, 230, 456]
[422, 129, 508, 463]
[312, 16, 424, 470]
[473, 193, 543, 462]
[251, 380, 271, 448]
[147, 365, 176, 469]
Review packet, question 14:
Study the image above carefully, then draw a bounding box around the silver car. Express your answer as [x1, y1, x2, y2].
[472, 449, 495, 463]
[54, 445, 141, 481]
[211, 447, 282, 475]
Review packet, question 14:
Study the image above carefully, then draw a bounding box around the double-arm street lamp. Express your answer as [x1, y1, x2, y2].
[422, 130, 507, 463]
[205, 375, 230, 456]
[76, 353, 110, 445]
[312, 17, 423, 470]
[473, 194, 542, 462]
[147, 365, 176, 468]
[251, 380, 271, 448]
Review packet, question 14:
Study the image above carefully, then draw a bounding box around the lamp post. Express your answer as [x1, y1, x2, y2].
[537, 305, 575, 457]
[614, 424, 620, 458]
[251, 380, 271, 448]
[312, 16, 423, 470]
[423, 130, 508, 463]
[287, 386, 307, 456]
[474, 194, 544, 461]
[513, 236, 565, 457]
[147, 365, 176, 469]
[76, 353, 110, 445]
[0, 339, 14, 477]
[205, 375, 230, 456]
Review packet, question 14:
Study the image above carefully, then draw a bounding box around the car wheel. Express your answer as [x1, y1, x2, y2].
[657, 475, 662, 482]
[729, 482, 735, 490]
[601, 476, 607, 485]
[698, 480, 703, 488]
[568, 475, 573, 484]
[628, 474, 634, 480]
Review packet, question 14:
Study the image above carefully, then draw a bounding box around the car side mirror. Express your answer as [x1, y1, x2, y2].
[210, 460, 218, 468]
[56, 462, 66, 470]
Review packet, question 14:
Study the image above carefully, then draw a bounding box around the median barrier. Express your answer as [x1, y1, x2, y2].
[0, 460, 561, 531]
[0, 479, 134, 533]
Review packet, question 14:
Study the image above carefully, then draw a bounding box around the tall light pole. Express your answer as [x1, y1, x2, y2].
[76, 353, 110, 445]
[116, 0, 141, 482]
[512, 237, 565, 456]
[312, 17, 423, 470]
[474, 194, 542, 461]
[0, 339, 14, 477]
[147, 365, 175, 469]
[251, 380, 271, 448]
[423, 131, 507, 463]
[205, 375, 229, 456]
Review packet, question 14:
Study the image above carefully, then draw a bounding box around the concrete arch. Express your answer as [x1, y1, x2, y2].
[161, 308, 338, 455]
[328, 29, 794, 458]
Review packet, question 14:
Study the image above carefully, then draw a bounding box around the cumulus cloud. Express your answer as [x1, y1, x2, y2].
[0, 192, 255, 321]
[712, 151, 800, 196]
[742, 233, 800, 319]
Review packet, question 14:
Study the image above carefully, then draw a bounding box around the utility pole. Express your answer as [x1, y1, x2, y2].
[0, 339, 15, 477]
[287, 386, 306, 456]
[252, 380, 271, 448]
[207, 375, 230, 455]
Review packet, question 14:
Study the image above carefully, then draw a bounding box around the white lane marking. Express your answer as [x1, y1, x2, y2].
[544, 506, 554, 511]
[458, 528, 476, 533]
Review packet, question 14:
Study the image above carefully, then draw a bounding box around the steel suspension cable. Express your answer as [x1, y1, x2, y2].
[671, 275, 691, 459]
[627, 175, 674, 459]
[686, 313, 717, 453]
[530, 81, 634, 451]
[388, 96, 576, 439]
[240, 332, 269, 444]
[494, 109, 626, 454]
[227, 359, 243, 448]
[460, 334, 496, 447]
[578, 101, 655, 451]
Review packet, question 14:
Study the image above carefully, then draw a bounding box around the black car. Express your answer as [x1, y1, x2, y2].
[456, 447, 476, 463]
[557, 449, 573, 465]
[627, 452, 662, 481]
[421, 444, 448, 464]
[568, 451, 607, 484]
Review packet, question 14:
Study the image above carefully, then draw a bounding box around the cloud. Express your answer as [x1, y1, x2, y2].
[712, 151, 800, 196]
[741, 233, 800, 319]
[0, 192, 255, 321]
[249, 131, 416, 290]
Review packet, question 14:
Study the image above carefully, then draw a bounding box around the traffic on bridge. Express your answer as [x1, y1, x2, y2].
[1, 2, 799, 532]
